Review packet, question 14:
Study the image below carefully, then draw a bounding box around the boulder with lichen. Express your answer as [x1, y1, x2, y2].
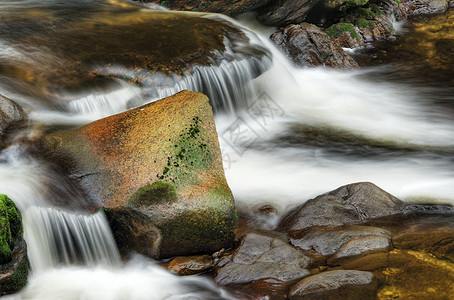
[41, 91, 237, 259]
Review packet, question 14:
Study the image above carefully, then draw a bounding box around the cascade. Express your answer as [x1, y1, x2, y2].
[24, 207, 121, 271]
[0, 0, 453, 299]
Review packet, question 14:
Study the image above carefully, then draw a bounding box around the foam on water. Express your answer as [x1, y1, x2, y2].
[5, 256, 234, 300]
[24, 207, 121, 271]
[0, 2, 453, 298]
[215, 16, 454, 215]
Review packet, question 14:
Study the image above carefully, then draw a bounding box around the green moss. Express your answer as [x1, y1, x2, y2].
[356, 18, 374, 28]
[2, 253, 29, 292]
[369, 4, 382, 17]
[129, 181, 178, 207]
[157, 116, 213, 186]
[0, 195, 22, 264]
[355, 7, 375, 18]
[339, 0, 369, 11]
[326, 23, 359, 41]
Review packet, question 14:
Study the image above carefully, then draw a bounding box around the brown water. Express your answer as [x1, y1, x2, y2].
[356, 9, 454, 104]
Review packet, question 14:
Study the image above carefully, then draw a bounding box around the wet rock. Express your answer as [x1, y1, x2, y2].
[102, 207, 161, 259]
[41, 91, 237, 259]
[404, 203, 454, 215]
[367, 212, 454, 263]
[378, 249, 454, 299]
[304, 0, 371, 25]
[320, 0, 371, 12]
[289, 225, 390, 257]
[214, 231, 310, 286]
[327, 235, 391, 266]
[256, 0, 321, 27]
[325, 22, 363, 48]
[0, 195, 23, 264]
[1, 7, 270, 111]
[0, 95, 26, 147]
[163, 255, 214, 275]
[328, 0, 406, 46]
[0, 194, 29, 295]
[270, 24, 358, 69]
[279, 182, 405, 233]
[401, 0, 448, 17]
[356, 18, 395, 42]
[0, 237, 29, 296]
[137, 0, 272, 16]
[289, 270, 379, 300]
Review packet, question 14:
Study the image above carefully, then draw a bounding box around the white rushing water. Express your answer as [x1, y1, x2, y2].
[0, 145, 233, 300]
[216, 16, 454, 214]
[24, 207, 121, 271]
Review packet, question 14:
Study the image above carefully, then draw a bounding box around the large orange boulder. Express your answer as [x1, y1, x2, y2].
[41, 91, 237, 258]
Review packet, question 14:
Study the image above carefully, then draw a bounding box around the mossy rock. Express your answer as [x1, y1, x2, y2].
[356, 18, 374, 28]
[0, 196, 28, 296]
[129, 181, 178, 207]
[41, 91, 237, 259]
[0, 195, 23, 265]
[326, 22, 359, 40]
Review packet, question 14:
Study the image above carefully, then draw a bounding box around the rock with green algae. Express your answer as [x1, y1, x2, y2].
[41, 91, 237, 259]
[129, 181, 178, 207]
[270, 24, 359, 69]
[0, 194, 29, 296]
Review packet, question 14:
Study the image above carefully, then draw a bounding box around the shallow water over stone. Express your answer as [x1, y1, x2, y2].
[0, 0, 271, 114]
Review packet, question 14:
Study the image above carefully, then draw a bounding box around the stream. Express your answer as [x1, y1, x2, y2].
[0, 1, 453, 299]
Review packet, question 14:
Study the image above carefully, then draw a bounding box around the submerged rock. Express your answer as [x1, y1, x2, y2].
[214, 231, 310, 286]
[279, 182, 405, 233]
[365, 210, 454, 263]
[379, 249, 454, 299]
[0, 6, 270, 112]
[270, 24, 358, 69]
[256, 0, 321, 27]
[41, 91, 237, 259]
[0, 95, 26, 147]
[289, 270, 379, 300]
[0, 194, 29, 295]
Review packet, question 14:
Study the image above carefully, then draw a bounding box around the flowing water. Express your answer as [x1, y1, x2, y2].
[0, 0, 453, 298]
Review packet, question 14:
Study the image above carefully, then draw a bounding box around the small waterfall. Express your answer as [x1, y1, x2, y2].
[24, 207, 121, 271]
[143, 57, 272, 114]
[64, 54, 271, 118]
[65, 81, 143, 119]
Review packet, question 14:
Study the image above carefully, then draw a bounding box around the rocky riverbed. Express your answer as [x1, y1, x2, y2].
[0, 0, 453, 299]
